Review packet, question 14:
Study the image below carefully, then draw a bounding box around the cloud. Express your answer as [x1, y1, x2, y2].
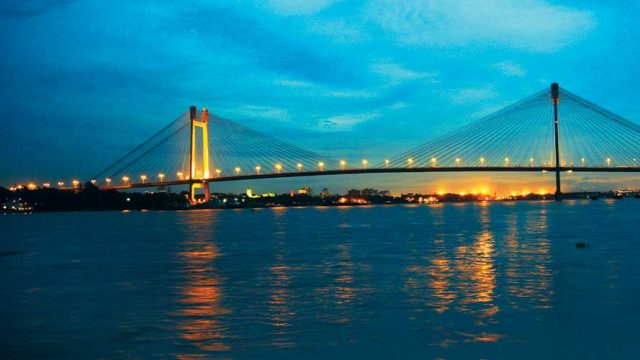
[0, 0, 72, 18]
[263, 0, 338, 16]
[371, 62, 438, 83]
[492, 61, 526, 77]
[307, 18, 368, 43]
[445, 86, 498, 105]
[274, 78, 376, 98]
[274, 79, 315, 88]
[187, 6, 361, 86]
[366, 0, 595, 52]
[317, 112, 381, 131]
[389, 102, 407, 110]
[230, 105, 290, 121]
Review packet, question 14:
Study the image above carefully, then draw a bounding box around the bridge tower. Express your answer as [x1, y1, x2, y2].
[551, 83, 562, 201]
[189, 105, 210, 204]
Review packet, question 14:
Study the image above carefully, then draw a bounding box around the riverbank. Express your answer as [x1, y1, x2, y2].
[2, 183, 639, 213]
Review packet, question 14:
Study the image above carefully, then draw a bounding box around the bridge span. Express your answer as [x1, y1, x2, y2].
[74, 83, 640, 202]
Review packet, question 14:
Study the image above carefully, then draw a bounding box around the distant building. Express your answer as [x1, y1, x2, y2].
[298, 186, 312, 195]
[347, 189, 361, 197]
[321, 188, 330, 197]
[348, 188, 379, 197]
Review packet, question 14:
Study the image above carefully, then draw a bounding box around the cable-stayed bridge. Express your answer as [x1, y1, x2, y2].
[88, 84, 640, 203]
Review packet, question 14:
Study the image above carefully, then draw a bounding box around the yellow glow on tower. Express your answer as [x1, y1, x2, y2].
[189, 107, 211, 204]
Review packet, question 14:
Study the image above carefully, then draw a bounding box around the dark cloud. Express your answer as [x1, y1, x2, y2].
[0, 0, 73, 18]
[180, 5, 366, 87]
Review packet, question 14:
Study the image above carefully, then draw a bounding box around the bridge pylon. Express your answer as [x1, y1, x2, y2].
[551, 83, 562, 201]
[188, 105, 210, 204]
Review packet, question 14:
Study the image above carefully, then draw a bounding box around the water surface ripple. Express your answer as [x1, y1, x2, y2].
[1, 200, 639, 358]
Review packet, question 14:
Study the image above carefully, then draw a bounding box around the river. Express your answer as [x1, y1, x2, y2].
[1, 200, 639, 359]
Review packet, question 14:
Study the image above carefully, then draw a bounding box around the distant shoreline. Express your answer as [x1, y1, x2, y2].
[0, 190, 640, 215]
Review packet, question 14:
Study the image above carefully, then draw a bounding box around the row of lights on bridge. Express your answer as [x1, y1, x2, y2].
[22, 157, 634, 189]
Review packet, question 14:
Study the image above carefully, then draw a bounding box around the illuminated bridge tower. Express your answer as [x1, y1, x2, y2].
[551, 83, 562, 201]
[189, 105, 210, 204]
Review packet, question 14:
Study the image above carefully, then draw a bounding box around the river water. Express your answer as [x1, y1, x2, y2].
[1, 200, 639, 359]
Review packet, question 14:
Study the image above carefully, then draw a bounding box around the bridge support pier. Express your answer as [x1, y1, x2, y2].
[552, 83, 562, 201]
[188, 105, 211, 205]
[189, 181, 210, 204]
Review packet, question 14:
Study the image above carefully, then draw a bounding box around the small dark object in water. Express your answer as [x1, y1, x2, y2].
[635, 194, 640, 199]
[575, 242, 588, 248]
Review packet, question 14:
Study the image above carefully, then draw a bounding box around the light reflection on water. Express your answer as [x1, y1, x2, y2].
[176, 211, 231, 355]
[2, 201, 640, 359]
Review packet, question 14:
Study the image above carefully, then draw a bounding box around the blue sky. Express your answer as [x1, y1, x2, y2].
[1, 0, 639, 194]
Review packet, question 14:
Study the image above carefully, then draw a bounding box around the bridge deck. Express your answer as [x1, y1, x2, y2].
[97, 166, 640, 190]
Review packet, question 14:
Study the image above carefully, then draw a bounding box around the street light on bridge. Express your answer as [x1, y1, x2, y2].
[581, 158, 585, 166]
[215, 169, 222, 177]
[122, 176, 129, 185]
[140, 175, 147, 183]
[340, 160, 346, 170]
[176, 171, 184, 180]
[105, 178, 112, 187]
[606, 158, 612, 167]
[158, 173, 165, 182]
[455, 158, 461, 166]
[529, 158, 535, 166]
[235, 167, 241, 175]
[297, 163, 303, 172]
[431, 157, 437, 167]
[385, 159, 390, 168]
[57, 181, 64, 187]
[362, 159, 368, 168]
[275, 164, 283, 173]
[255, 166, 261, 174]
[43, 183, 50, 188]
[479, 157, 485, 166]
[318, 162, 325, 171]
[407, 158, 414, 167]
[72, 179, 80, 188]
[504, 157, 510, 167]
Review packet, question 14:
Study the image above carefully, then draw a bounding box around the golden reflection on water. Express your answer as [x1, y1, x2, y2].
[426, 256, 455, 313]
[176, 211, 231, 354]
[455, 217, 500, 321]
[405, 203, 456, 314]
[454, 204, 499, 322]
[405, 204, 504, 346]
